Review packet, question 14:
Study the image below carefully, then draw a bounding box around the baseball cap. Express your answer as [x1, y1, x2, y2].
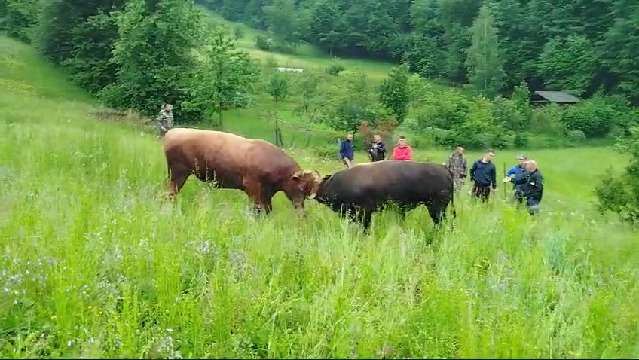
[517, 154, 527, 160]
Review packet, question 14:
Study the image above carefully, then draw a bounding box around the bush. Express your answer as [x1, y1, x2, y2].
[530, 104, 565, 135]
[596, 127, 639, 223]
[5, 0, 39, 43]
[492, 96, 527, 131]
[233, 26, 244, 40]
[326, 63, 345, 76]
[566, 129, 586, 141]
[255, 35, 273, 51]
[311, 143, 340, 160]
[560, 98, 616, 138]
[514, 132, 529, 147]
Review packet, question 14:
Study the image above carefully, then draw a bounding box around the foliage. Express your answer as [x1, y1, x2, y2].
[380, 64, 410, 124]
[326, 73, 384, 132]
[560, 97, 620, 138]
[537, 35, 597, 96]
[202, 0, 639, 104]
[296, 72, 319, 115]
[105, 0, 205, 120]
[4, 0, 39, 42]
[268, 72, 289, 104]
[325, 62, 345, 76]
[492, 96, 527, 131]
[413, 87, 512, 148]
[255, 34, 273, 51]
[465, 4, 504, 98]
[529, 104, 565, 135]
[62, 11, 121, 93]
[233, 25, 244, 39]
[596, 127, 639, 223]
[262, 0, 299, 48]
[184, 29, 258, 127]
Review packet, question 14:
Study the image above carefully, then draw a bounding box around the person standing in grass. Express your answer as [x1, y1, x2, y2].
[391, 135, 413, 161]
[447, 145, 467, 191]
[368, 134, 386, 162]
[156, 103, 174, 137]
[505, 154, 528, 203]
[522, 160, 544, 215]
[470, 149, 497, 202]
[340, 132, 355, 168]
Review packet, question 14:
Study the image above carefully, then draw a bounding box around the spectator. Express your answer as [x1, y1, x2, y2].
[522, 160, 544, 215]
[447, 145, 467, 191]
[504, 154, 528, 203]
[470, 149, 497, 202]
[156, 103, 174, 137]
[340, 132, 354, 168]
[368, 134, 386, 162]
[391, 135, 413, 161]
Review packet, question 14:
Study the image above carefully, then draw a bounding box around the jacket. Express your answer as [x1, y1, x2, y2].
[522, 170, 544, 201]
[392, 145, 413, 161]
[340, 139, 354, 160]
[470, 160, 497, 188]
[507, 164, 527, 190]
[368, 141, 386, 162]
[447, 153, 467, 177]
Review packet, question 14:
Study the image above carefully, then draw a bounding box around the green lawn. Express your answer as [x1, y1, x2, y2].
[1, 36, 638, 358]
[202, 10, 395, 82]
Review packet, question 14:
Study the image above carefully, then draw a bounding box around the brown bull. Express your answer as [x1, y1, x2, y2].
[163, 128, 320, 214]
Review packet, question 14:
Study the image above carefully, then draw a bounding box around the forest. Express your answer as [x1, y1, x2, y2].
[198, 0, 639, 103]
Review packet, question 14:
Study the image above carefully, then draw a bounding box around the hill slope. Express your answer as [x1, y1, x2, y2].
[1, 37, 638, 358]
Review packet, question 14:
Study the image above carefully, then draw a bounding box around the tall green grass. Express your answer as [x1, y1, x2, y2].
[1, 36, 638, 358]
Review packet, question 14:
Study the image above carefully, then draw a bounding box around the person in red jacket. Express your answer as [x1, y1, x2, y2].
[391, 135, 413, 161]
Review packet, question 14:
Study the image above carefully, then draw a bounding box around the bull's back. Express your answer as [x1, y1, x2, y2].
[333, 161, 452, 201]
[163, 128, 251, 187]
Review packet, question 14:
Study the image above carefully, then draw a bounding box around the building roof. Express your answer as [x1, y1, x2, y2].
[533, 91, 580, 103]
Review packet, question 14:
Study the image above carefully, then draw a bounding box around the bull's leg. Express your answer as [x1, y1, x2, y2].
[243, 178, 266, 215]
[360, 210, 372, 230]
[427, 204, 446, 227]
[261, 187, 274, 214]
[167, 170, 189, 199]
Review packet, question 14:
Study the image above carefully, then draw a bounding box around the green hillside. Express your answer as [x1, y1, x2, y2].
[1, 36, 638, 358]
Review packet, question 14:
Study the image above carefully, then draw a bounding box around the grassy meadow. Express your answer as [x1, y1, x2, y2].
[202, 11, 395, 82]
[1, 36, 639, 358]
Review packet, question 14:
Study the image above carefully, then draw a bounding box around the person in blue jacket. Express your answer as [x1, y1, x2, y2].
[505, 154, 528, 203]
[340, 132, 354, 168]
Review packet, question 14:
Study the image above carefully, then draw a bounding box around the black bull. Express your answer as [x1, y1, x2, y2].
[314, 160, 455, 228]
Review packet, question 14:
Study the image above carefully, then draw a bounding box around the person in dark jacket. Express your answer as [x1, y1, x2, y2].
[340, 133, 354, 168]
[470, 149, 497, 202]
[368, 134, 386, 162]
[522, 160, 544, 215]
[505, 154, 528, 203]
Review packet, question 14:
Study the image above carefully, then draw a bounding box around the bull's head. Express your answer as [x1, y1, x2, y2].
[291, 170, 322, 199]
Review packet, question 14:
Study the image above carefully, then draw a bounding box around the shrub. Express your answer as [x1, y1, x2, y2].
[255, 35, 273, 51]
[566, 129, 586, 141]
[596, 127, 639, 223]
[530, 104, 565, 135]
[234, 26, 244, 40]
[311, 143, 340, 160]
[326, 63, 345, 76]
[560, 98, 616, 138]
[514, 132, 529, 147]
[492, 96, 527, 131]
